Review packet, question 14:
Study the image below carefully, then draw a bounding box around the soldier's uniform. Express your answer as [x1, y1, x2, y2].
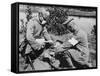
[65, 21, 91, 67]
[26, 19, 43, 53]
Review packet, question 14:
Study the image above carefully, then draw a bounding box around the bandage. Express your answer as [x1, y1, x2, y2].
[36, 39, 45, 44]
[68, 37, 78, 46]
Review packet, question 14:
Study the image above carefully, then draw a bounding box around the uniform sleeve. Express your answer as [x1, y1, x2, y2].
[26, 20, 36, 42]
[26, 20, 41, 45]
[75, 30, 88, 48]
[74, 30, 89, 55]
[26, 20, 44, 50]
[43, 27, 52, 41]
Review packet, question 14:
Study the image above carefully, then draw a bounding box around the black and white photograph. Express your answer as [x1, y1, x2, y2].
[17, 3, 97, 72]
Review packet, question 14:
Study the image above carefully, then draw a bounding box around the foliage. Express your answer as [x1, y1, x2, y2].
[46, 7, 69, 35]
[25, 6, 32, 21]
[88, 25, 96, 50]
[91, 25, 96, 35]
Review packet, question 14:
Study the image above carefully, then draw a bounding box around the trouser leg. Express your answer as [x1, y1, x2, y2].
[64, 55, 75, 68]
[67, 49, 91, 68]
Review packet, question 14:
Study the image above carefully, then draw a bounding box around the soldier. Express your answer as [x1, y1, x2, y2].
[26, 11, 49, 52]
[64, 20, 91, 68]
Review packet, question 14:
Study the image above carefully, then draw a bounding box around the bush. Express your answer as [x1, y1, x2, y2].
[46, 7, 69, 35]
